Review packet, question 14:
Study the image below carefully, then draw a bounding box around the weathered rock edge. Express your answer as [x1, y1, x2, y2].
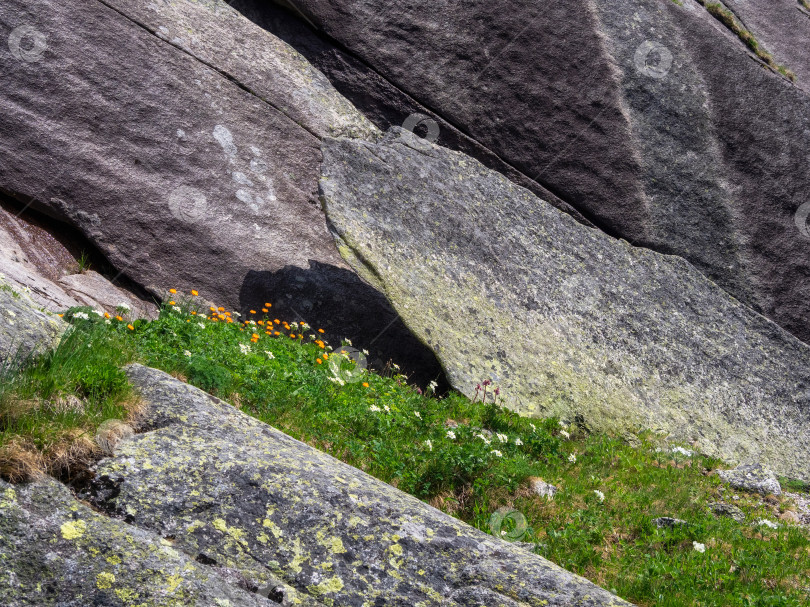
[0, 478, 272, 606]
[0, 285, 66, 366]
[88, 364, 632, 606]
[320, 128, 810, 480]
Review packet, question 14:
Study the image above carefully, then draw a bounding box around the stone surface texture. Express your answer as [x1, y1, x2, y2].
[0, 478, 274, 606]
[258, 0, 810, 343]
[0, 284, 66, 365]
[320, 128, 810, 480]
[0, 0, 443, 383]
[718, 463, 783, 496]
[708, 503, 746, 523]
[84, 364, 632, 606]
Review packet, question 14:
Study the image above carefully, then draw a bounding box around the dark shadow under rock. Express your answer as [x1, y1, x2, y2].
[239, 262, 448, 389]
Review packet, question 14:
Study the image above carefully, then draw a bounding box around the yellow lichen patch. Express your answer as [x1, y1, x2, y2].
[263, 518, 283, 539]
[96, 572, 116, 589]
[307, 576, 344, 596]
[106, 555, 122, 565]
[115, 588, 139, 602]
[60, 520, 87, 540]
[212, 518, 246, 541]
[0, 486, 16, 508]
[165, 573, 183, 593]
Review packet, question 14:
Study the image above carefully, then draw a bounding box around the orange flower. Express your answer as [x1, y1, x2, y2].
[316, 358, 322, 364]
[209, 306, 217, 312]
[169, 301, 176, 306]
[289, 333, 295, 338]
[318, 328, 325, 334]
[115, 315, 123, 322]
[274, 331, 280, 336]
[104, 312, 111, 319]
[250, 310, 256, 314]
[169, 288, 177, 294]
[252, 334, 260, 340]
[323, 353, 328, 359]
[274, 319, 280, 325]
[257, 320, 265, 326]
[262, 308, 268, 313]
[264, 303, 272, 308]
[217, 307, 225, 312]
[191, 289, 198, 296]
[127, 324, 135, 331]
[191, 311, 197, 316]
[57, 313, 64, 317]
[362, 382, 370, 388]
[266, 331, 272, 335]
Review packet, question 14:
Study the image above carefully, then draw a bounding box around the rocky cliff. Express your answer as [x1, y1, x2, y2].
[321, 128, 810, 480]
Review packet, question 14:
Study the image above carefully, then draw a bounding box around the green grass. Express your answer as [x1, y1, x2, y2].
[0, 310, 136, 483]
[702, 2, 797, 81]
[3, 293, 809, 605]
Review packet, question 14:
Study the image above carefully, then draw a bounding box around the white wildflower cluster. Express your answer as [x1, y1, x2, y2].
[73, 312, 90, 321]
[300, 322, 310, 331]
[560, 430, 570, 440]
[514, 437, 523, 446]
[491, 450, 503, 457]
[758, 519, 779, 529]
[529, 423, 536, 432]
[414, 411, 421, 419]
[593, 490, 605, 503]
[197, 322, 206, 329]
[671, 446, 693, 457]
[92, 309, 103, 317]
[369, 405, 381, 412]
[239, 343, 251, 355]
[496, 433, 508, 443]
[265, 351, 275, 360]
[692, 541, 706, 553]
[425, 439, 433, 452]
[475, 433, 491, 445]
[117, 302, 131, 311]
[446, 430, 456, 440]
[427, 380, 438, 394]
[172, 306, 182, 312]
[568, 453, 577, 463]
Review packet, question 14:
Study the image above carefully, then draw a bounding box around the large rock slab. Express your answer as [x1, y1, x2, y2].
[88, 364, 632, 606]
[0, 0, 443, 382]
[0, 478, 274, 606]
[258, 0, 810, 343]
[0, 283, 65, 366]
[320, 128, 810, 480]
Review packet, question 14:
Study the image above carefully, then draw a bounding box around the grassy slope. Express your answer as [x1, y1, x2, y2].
[2, 292, 808, 606]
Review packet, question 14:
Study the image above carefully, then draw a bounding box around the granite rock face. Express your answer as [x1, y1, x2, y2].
[0, 0, 443, 383]
[320, 128, 810, 480]
[258, 0, 810, 343]
[718, 463, 783, 496]
[0, 478, 272, 606]
[0, 284, 65, 366]
[84, 364, 632, 606]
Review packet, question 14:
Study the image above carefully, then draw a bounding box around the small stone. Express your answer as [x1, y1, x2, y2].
[718, 463, 782, 496]
[757, 519, 780, 530]
[652, 517, 687, 529]
[528, 477, 558, 500]
[709, 502, 745, 523]
[779, 511, 801, 524]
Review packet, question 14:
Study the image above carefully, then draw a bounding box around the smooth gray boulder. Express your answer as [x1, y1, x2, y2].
[0, 0, 442, 383]
[0, 284, 65, 366]
[320, 128, 810, 480]
[87, 364, 632, 606]
[256, 0, 810, 344]
[0, 478, 275, 606]
[718, 463, 783, 496]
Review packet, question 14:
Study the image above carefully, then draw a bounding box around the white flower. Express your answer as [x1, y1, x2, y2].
[183, 350, 192, 357]
[671, 446, 693, 457]
[369, 405, 381, 412]
[475, 433, 491, 445]
[117, 302, 131, 311]
[197, 322, 206, 329]
[594, 490, 605, 503]
[758, 519, 779, 529]
[265, 351, 275, 359]
[300, 322, 310, 331]
[73, 312, 89, 320]
[414, 411, 421, 419]
[344, 338, 352, 346]
[529, 423, 536, 432]
[425, 440, 433, 452]
[362, 349, 369, 356]
[328, 377, 345, 386]
[491, 450, 503, 457]
[92, 309, 103, 317]
[496, 433, 508, 443]
[692, 541, 706, 553]
[392, 363, 400, 371]
[384, 405, 390, 413]
[558, 420, 567, 428]
[427, 380, 438, 393]
[172, 306, 182, 312]
[446, 430, 456, 440]
[105, 320, 111, 325]
[568, 453, 577, 463]
[514, 437, 523, 446]
[239, 343, 251, 355]
[560, 430, 570, 440]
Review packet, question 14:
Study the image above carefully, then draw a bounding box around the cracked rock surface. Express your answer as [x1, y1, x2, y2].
[0, 286, 65, 366]
[84, 364, 631, 606]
